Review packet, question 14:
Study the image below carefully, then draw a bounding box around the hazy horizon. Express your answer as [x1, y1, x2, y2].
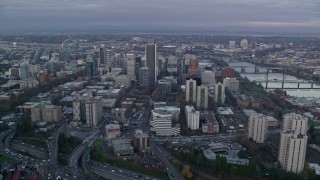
[1, 0, 320, 35]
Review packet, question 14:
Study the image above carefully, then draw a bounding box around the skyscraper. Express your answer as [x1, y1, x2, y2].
[99, 45, 105, 64]
[145, 39, 157, 86]
[126, 54, 136, 80]
[19, 62, 30, 80]
[86, 55, 98, 78]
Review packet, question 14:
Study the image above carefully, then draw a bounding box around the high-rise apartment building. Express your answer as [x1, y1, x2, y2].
[278, 131, 307, 173]
[201, 69, 215, 84]
[223, 77, 240, 92]
[283, 113, 308, 135]
[196, 84, 208, 109]
[145, 39, 157, 86]
[214, 82, 225, 104]
[186, 78, 197, 103]
[85, 96, 103, 127]
[185, 105, 200, 130]
[248, 114, 268, 143]
[278, 113, 308, 173]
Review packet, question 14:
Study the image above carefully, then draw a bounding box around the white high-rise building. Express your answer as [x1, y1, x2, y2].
[196, 84, 208, 109]
[223, 77, 240, 92]
[186, 78, 197, 103]
[240, 39, 249, 49]
[85, 96, 103, 127]
[278, 131, 307, 173]
[248, 114, 268, 143]
[283, 113, 308, 135]
[185, 105, 200, 130]
[278, 113, 308, 173]
[201, 70, 215, 84]
[126, 54, 136, 80]
[229, 41, 236, 49]
[214, 82, 225, 104]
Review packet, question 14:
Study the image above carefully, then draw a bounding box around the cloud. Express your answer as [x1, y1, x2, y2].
[0, 0, 319, 33]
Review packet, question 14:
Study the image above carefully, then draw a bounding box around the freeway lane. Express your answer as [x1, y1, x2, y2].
[89, 161, 160, 180]
[49, 122, 67, 164]
[68, 129, 101, 177]
[152, 144, 185, 180]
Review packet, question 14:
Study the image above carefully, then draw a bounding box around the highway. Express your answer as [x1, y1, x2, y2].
[0, 129, 14, 147]
[4, 130, 16, 148]
[89, 161, 160, 180]
[49, 122, 67, 164]
[11, 142, 48, 159]
[152, 144, 185, 180]
[68, 129, 101, 177]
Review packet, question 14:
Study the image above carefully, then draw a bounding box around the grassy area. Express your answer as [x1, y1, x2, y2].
[90, 139, 169, 180]
[0, 155, 16, 163]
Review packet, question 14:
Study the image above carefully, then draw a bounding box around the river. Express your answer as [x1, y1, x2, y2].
[228, 61, 320, 98]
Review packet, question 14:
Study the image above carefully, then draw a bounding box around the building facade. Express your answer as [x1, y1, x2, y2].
[196, 84, 208, 109]
[145, 39, 157, 86]
[139, 67, 149, 87]
[185, 105, 200, 130]
[223, 77, 239, 92]
[278, 131, 307, 173]
[186, 78, 197, 103]
[283, 113, 308, 135]
[85, 96, 103, 127]
[214, 82, 225, 104]
[248, 114, 268, 143]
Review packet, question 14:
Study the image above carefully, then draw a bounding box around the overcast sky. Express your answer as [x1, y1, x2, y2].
[0, 0, 319, 34]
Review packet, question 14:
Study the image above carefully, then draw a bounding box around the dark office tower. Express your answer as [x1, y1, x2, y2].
[99, 45, 105, 64]
[86, 55, 98, 78]
[145, 39, 157, 87]
[135, 57, 142, 81]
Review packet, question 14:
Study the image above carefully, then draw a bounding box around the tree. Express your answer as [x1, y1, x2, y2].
[181, 165, 193, 179]
[196, 153, 204, 168]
